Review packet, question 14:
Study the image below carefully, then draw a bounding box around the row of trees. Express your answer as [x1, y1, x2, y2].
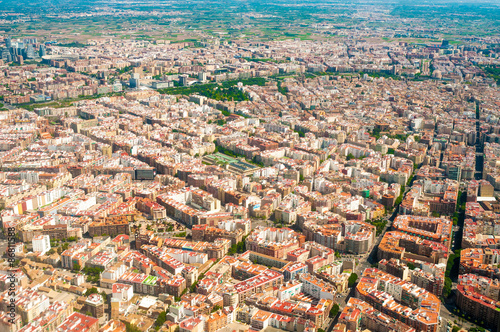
[277, 81, 287, 95]
[346, 153, 366, 161]
[294, 129, 306, 137]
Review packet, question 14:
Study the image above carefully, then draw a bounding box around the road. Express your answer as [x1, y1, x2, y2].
[323, 213, 394, 331]
[324, 174, 413, 332]
[324, 190, 493, 331]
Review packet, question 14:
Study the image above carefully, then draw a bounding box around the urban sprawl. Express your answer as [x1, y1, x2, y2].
[0, 4, 499, 332]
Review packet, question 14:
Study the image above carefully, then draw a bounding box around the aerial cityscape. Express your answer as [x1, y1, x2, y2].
[0, 1, 499, 332]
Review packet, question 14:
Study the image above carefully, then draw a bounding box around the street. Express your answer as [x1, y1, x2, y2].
[323, 214, 394, 331]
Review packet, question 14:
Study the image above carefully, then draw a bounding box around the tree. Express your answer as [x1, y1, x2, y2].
[82, 266, 104, 283]
[125, 323, 142, 332]
[72, 263, 81, 272]
[443, 277, 453, 298]
[329, 304, 340, 318]
[346, 153, 355, 161]
[452, 326, 460, 332]
[371, 127, 381, 139]
[85, 311, 93, 317]
[211, 305, 222, 313]
[84, 287, 99, 296]
[348, 273, 358, 287]
[228, 236, 248, 255]
[154, 311, 167, 329]
[407, 263, 416, 270]
[190, 281, 198, 293]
